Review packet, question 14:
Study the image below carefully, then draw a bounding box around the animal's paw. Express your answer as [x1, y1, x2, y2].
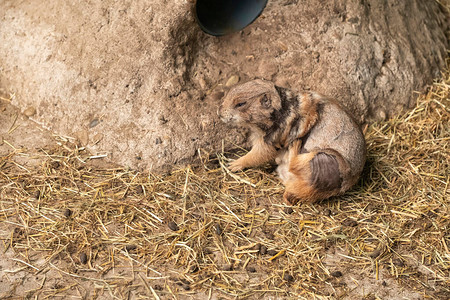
[228, 159, 245, 172]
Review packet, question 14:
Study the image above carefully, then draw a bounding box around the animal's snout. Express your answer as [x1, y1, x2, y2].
[218, 108, 233, 123]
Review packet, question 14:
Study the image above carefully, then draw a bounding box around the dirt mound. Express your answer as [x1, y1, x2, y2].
[0, 0, 448, 171]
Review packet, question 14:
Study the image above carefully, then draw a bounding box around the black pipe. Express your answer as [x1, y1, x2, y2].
[195, 0, 268, 36]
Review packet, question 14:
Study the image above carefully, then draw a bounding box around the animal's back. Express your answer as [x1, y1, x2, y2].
[301, 99, 366, 188]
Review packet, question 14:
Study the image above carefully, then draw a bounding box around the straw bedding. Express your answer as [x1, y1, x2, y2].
[0, 63, 448, 299]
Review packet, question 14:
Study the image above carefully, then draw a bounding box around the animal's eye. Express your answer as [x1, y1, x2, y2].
[235, 101, 247, 108]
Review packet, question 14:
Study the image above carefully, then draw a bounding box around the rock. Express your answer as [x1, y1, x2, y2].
[225, 75, 240, 87]
[168, 221, 179, 231]
[331, 270, 343, 277]
[23, 106, 36, 117]
[0, 0, 447, 171]
[80, 252, 88, 264]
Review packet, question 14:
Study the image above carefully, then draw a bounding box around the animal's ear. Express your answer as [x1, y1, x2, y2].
[260, 94, 271, 108]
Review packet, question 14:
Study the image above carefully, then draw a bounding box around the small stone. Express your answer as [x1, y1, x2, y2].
[223, 264, 233, 271]
[283, 273, 294, 282]
[125, 244, 137, 251]
[259, 245, 268, 255]
[225, 75, 239, 87]
[155, 137, 162, 145]
[331, 270, 343, 277]
[267, 249, 278, 256]
[135, 185, 144, 194]
[63, 208, 72, 218]
[393, 259, 405, 267]
[323, 208, 332, 216]
[23, 106, 36, 117]
[283, 206, 294, 214]
[198, 77, 207, 90]
[89, 118, 100, 128]
[342, 218, 358, 227]
[247, 266, 256, 273]
[214, 224, 222, 235]
[168, 221, 179, 231]
[377, 109, 387, 121]
[80, 252, 88, 264]
[50, 161, 60, 169]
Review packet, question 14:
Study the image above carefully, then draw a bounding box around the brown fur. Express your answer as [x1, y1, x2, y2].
[219, 79, 366, 204]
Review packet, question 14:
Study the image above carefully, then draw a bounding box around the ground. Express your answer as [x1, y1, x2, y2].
[1, 0, 448, 171]
[0, 64, 449, 299]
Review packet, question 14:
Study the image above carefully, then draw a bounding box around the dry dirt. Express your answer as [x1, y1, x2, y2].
[0, 1, 449, 299]
[0, 0, 448, 171]
[1, 75, 449, 299]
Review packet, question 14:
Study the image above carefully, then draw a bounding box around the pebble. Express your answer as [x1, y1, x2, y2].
[323, 208, 332, 216]
[63, 208, 72, 218]
[50, 161, 60, 169]
[214, 224, 222, 235]
[168, 221, 179, 231]
[135, 185, 144, 194]
[259, 245, 268, 255]
[283, 273, 294, 282]
[247, 266, 256, 273]
[283, 206, 294, 214]
[80, 252, 88, 264]
[342, 218, 358, 227]
[331, 270, 343, 277]
[125, 244, 137, 251]
[23, 106, 36, 117]
[393, 259, 405, 267]
[89, 118, 100, 128]
[225, 75, 240, 87]
[267, 249, 278, 256]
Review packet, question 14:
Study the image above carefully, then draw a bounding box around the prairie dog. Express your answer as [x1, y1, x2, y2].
[219, 79, 366, 204]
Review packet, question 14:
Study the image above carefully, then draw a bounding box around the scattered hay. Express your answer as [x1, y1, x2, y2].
[1, 67, 449, 299]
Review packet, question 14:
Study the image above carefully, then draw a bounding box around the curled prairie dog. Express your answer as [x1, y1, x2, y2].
[219, 79, 366, 204]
